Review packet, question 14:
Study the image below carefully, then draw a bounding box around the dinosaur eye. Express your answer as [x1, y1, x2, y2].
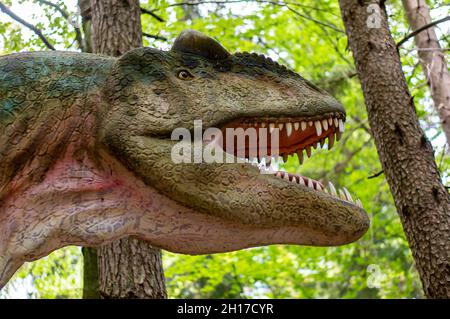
[177, 70, 193, 80]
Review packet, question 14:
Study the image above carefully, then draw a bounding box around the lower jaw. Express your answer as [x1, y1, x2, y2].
[225, 146, 361, 208]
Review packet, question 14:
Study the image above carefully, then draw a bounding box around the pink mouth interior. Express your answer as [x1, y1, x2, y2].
[217, 114, 344, 159]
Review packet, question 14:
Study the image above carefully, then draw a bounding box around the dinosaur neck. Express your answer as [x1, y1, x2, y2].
[0, 90, 104, 199]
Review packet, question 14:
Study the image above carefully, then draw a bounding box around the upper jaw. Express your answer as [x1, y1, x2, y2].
[217, 111, 345, 161]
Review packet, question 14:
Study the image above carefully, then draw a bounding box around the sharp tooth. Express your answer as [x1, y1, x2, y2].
[320, 138, 326, 148]
[328, 118, 333, 126]
[306, 146, 312, 157]
[278, 123, 284, 130]
[343, 187, 353, 202]
[356, 199, 363, 208]
[316, 183, 323, 191]
[261, 122, 266, 128]
[301, 121, 307, 131]
[312, 142, 317, 150]
[276, 172, 282, 178]
[284, 172, 290, 180]
[294, 122, 299, 131]
[314, 121, 322, 136]
[334, 118, 339, 127]
[286, 122, 293, 137]
[328, 182, 337, 196]
[299, 177, 305, 186]
[328, 133, 335, 149]
[308, 121, 313, 127]
[269, 123, 275, 133]
[258, 157, 263, 165]
[297, 150, 303, 164]
[322, 119, 328, 131]
[336, 130, 342, 141]
[291, 176, 297, 183]
[339, 189, 346, 200]
[282, 153, 289, 162]
[307, 179, 314, 189]
[338, 119, 344, 132]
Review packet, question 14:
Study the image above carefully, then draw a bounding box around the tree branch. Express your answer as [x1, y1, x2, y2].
[142, 32, 167, 41]
[285, 5, 344, 34]
[35, 0, 66, 17]
[367, 170, 384, 179]
[161, 0, 344, 34]
[140, 7, 165, 22]
[35, 0, 85, 51]
[0, 1, 55, 50]
[397, 15, 450, 48]
[170, 0, 339, 16]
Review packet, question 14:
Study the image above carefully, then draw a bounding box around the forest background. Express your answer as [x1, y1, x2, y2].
[0, 0, 449, 298]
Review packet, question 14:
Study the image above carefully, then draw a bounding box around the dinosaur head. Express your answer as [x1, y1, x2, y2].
[0, 30, 369, 288]
[100, 30, 369, 254]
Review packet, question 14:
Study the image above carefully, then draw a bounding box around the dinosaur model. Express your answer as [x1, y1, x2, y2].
[0, 30, 369, 288]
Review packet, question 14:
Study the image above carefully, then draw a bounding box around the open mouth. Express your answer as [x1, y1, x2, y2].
[214, 111, 363, 209]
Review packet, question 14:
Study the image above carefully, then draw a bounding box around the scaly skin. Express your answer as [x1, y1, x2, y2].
[0, 30, 369, 288]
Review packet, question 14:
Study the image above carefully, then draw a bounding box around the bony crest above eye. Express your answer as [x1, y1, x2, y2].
[177, 70, 194, 80]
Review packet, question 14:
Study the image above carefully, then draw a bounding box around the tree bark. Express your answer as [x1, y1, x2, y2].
[91, 0, 142, 55]
[97, 238, 166, 298]
[89, 0, 167, 299]
[338, 0, 450, 298]
[401, 0, 450, 148]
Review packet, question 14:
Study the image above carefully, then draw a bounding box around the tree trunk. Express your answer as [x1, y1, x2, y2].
[82, 247, 99, 298]
[338, 0, 450, 298]
[401, 0, 450, 148]
[97, 238, 166, 298]
[89, 0, 167, 299]
[79, 0, 92, 53]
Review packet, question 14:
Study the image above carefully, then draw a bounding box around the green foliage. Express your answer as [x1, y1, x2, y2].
[0, 0, 79, 53]
[1, 0, 448, 298]
[0, 247, 82, 298]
